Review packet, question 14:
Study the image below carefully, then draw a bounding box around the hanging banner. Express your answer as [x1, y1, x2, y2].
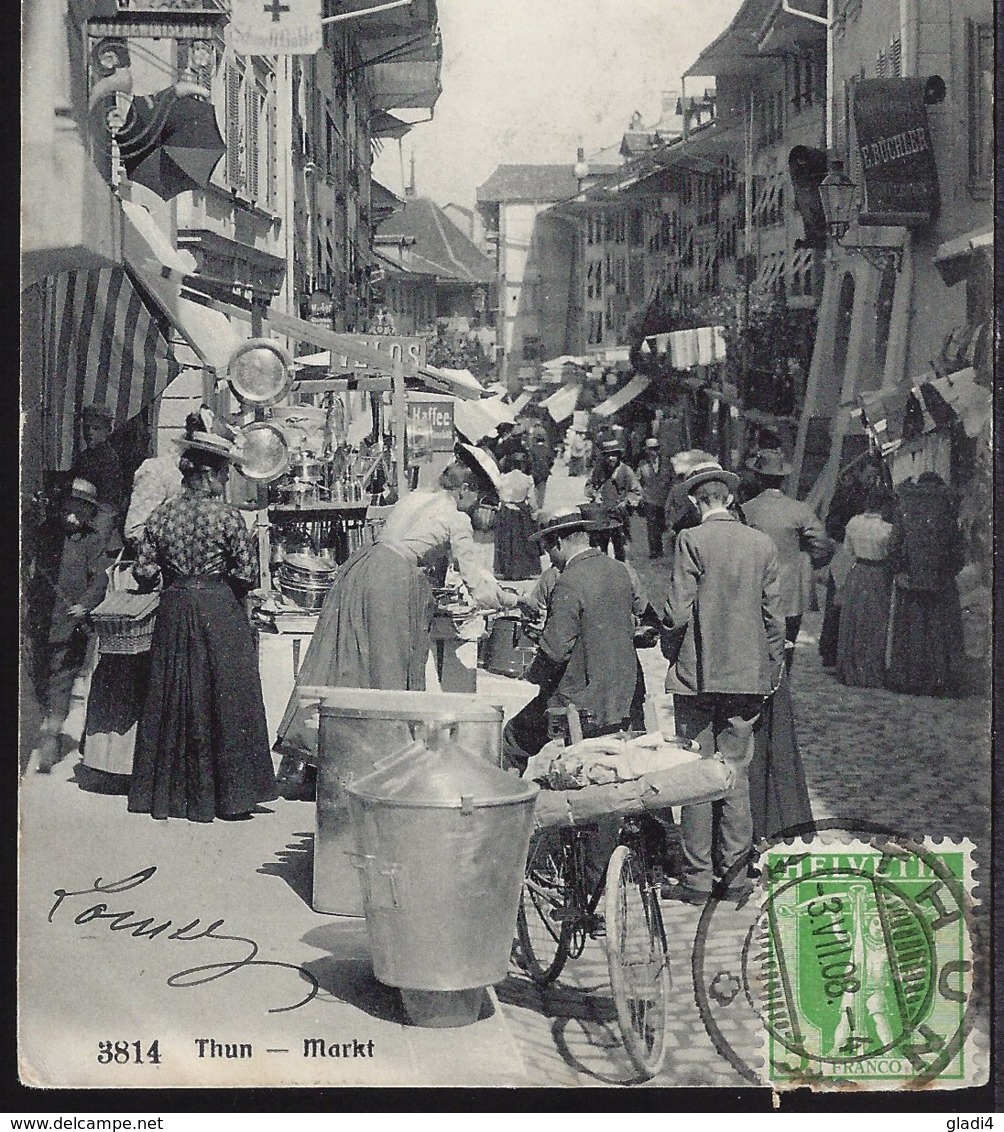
[852, 78, 940, 227]
[229, 0, 322, 55]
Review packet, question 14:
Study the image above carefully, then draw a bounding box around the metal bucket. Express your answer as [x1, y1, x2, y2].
[311, 688, 505, 916]
[484, 615, 536, 679]
[344, 734, 538, 1003]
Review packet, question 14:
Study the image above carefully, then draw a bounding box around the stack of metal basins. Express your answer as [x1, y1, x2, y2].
[277, 552, 338, 610]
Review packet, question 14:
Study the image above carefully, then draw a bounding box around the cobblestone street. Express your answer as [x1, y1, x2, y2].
[500, 468, 992, 1088]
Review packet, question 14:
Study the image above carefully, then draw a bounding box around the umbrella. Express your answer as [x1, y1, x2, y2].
[119, 89, 226, 200]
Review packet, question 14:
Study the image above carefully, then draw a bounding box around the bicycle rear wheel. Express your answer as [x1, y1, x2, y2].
[516, 829, 573, 985]
[605, 844, 671, 1079]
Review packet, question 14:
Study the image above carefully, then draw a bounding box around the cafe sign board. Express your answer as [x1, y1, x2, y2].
[407, 396, 454, 457]
[852, 78, 940, 228]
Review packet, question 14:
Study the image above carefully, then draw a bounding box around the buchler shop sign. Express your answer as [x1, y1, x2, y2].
[852, 78, 939, 227]
[229, 0, 322, 55]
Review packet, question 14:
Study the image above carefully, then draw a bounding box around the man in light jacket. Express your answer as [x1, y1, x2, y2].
[741, 449, 834, 656]
[661, 461, 786, 903]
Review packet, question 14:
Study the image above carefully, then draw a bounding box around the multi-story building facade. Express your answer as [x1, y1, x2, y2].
[475, 165, 583, 388]
[790, 0, 993, 504]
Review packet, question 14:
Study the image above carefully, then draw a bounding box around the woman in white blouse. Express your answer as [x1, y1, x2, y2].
[835, 486, 895, 688]
[275, 444, 518, 770]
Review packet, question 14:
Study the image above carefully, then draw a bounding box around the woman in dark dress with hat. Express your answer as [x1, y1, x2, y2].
[127, 419, 277, 822]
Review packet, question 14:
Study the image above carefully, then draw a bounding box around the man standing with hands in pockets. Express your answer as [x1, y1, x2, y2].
[660, 460, 786, 903]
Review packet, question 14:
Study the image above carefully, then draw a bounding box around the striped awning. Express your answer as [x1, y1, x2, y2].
[41, 267, 178, 471]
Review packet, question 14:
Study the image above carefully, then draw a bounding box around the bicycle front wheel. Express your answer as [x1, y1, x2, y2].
[516, 829, 573, 986]
[604, 844, 671, 1079]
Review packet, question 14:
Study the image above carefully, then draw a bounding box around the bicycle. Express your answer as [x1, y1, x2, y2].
[515, 812, 673, 1079]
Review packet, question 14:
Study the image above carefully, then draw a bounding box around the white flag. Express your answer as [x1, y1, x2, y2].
[229, 0, 322, 55]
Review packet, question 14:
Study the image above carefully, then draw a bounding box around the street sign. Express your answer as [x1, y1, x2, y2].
[229, 0, 323, 56]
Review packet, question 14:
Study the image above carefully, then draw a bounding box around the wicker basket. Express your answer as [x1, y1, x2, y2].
[91, 591, 160, 655]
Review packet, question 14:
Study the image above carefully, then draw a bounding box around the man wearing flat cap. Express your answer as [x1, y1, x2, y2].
[502, 508, 638, 775]
[72, 404, 126, 519]
[741, 449, 834, 659]
[660, 461, 785, 902]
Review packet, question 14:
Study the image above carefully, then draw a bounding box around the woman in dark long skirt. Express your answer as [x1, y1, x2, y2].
[127, 425, 277, 822]
[494, 451, 540, 581]
[885, 473, 965, 697]
[836, 487, 895, 689]
[748, 655, 812, 843]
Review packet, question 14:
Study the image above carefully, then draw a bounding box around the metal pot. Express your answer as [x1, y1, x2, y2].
[289, 457, 326, 484]
[276, 480, 321, 504]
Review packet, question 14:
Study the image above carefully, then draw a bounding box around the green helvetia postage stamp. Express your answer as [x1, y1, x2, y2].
[756, 835, 979, 1087]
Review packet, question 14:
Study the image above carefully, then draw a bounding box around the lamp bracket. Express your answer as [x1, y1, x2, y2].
[838, 240, 903, 273]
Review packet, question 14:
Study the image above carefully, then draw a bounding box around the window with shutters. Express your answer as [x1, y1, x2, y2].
[967, 20, 993, 195]
[888, 35, 902, 77]
[876, 50, 886, 77]
[225, 58, 243, 189]
[245, 75, 261, 201]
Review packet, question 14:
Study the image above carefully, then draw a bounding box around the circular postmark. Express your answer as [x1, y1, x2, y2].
[691, 820, 978, 1089]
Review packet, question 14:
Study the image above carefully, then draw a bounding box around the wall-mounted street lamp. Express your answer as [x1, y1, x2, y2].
[818, 160, 903, 273]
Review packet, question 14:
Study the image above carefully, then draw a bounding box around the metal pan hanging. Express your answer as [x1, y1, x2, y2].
[234, 421, 291, 483]
[227, 338, 293, 408]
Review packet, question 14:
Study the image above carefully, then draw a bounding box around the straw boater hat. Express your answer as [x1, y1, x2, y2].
[599, 436, 624, 455]
[454, 442, 502, 495]
[532, 506, 599, 545]
[172, 430, 238, 460]
[645, 437, 659, 449]
[670, 448, 716, 476]
[680, 460, 740, 494]
[68, 478, 99, 507]
[747, 449, 792, 477]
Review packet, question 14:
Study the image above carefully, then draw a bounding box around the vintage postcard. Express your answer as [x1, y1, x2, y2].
[20, 0, 993, 1101]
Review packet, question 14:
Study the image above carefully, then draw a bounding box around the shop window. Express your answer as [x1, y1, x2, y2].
[967, 20, 993, 195]
[833, 272, 855, 384]
[874, 265, 896, 377]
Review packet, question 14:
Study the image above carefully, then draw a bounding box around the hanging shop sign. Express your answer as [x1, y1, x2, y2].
[336, 334, 427, 371]
[852, 78, 940, 228]
[87, 0, 226, 38]
[306, 290, 334, 324]
[228, 0, 323, 56]
[407, 396, 455, 456]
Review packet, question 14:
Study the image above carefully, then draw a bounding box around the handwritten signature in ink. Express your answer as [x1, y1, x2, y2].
[48, 867, 319, 1013]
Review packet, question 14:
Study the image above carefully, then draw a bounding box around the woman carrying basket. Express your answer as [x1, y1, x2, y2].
[127, 418, 277, 822]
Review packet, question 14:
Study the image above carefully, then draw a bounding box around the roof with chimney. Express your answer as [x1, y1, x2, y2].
[375, 196, 494, 284]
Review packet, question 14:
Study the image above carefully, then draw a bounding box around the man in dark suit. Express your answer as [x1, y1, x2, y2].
[72, 404, 126, 522]
[585, 436, 642, 560]
[502, 508, 638, 775]
[741, 449, 834, 655]
[661, 461, 786, 902]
